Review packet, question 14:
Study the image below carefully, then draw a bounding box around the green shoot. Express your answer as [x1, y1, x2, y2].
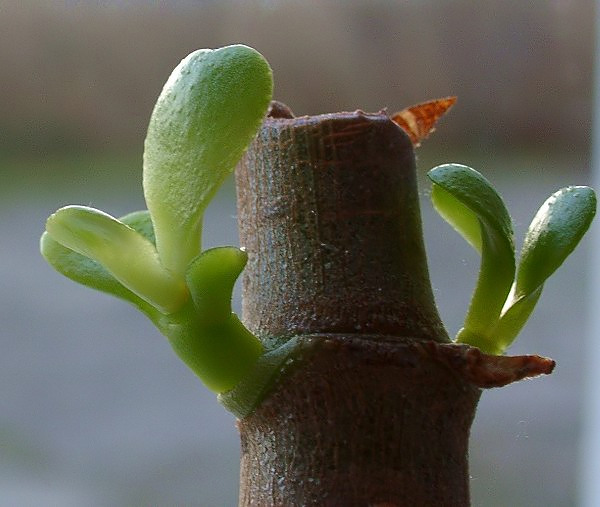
[429, 164, 596, 354]
[41, 45, 273, 393]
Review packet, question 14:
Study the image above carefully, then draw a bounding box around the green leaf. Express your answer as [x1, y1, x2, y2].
[429, 164, 513, 250]
[186, 246, 248, 324]
[120, 209, 155, 245]
[41, 210, 162, 320]
[164, 246, 263, 393]
[490, 186, 596, 350]
[166, 312, 263, 394]
[431, 184, 482, 252]
[516, 186, 596, 298]
[39, 45, 276, 400]
[45, 205, 188, 314]
[143, 44, 273, 275]
[40, 232, 158, 318]
[428, 164, 515, 352]
[491, 286, 542, 353]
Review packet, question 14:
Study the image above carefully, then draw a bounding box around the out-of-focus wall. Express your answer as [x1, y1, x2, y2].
[0, 0, 594, 155]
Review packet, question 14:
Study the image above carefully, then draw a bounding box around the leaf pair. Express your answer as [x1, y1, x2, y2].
[41, 45, 273, 393]
[41, 210, 158, 320]
[429, 164, 596, 354]
[43, 206, 186, 315]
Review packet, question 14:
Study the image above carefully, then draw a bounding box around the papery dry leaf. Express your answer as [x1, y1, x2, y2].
[391, 96, 457, 147]
[421, 341, 555, 388]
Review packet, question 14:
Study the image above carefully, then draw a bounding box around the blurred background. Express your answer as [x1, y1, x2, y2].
[0, 1, 596, 505]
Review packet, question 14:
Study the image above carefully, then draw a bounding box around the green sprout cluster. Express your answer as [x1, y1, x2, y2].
[42, 45, 273, 395]
[41, 44, 596, 417]
[429, 164, 596, 354]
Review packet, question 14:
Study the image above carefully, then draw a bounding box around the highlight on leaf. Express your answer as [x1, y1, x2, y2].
[391, 96, 456, 146]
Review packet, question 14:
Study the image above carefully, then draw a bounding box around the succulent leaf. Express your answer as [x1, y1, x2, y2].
[143, 44, 273, 275]
[186, 246, 248, 324]
[489, 186, 597, 350]
[40, 45, 276, 400]
[41, 210, 162, 320]
[428, 164, 515, 352]
[430, 183, 481, 252]
[45, 205, 187, 314]
[516, 186, 596, 298]
[40, 231, 159, 317]
[491, 286, 543, 353]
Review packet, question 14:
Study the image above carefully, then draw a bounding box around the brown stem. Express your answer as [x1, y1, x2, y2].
[234, 104, 552, 506]
[236, 107, 446, 350]
[238, 335, 480, 506]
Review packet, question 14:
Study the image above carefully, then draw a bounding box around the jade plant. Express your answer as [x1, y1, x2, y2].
[41, 44, 596, 417]
[428, 164, 596, 354]
[41, 45, 273, 395]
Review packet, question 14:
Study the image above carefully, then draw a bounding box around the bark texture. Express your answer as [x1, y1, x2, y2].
[234, 104, 553, 506]
[237, 335, 480, 506]
[236, 106, 445, 350]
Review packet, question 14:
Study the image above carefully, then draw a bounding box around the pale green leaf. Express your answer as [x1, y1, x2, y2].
[40, 210, 159, 319]
[40, 231, 158, 317]
[45, 205, 187, 314]
[120, 210, 155, 245]
[143, 44, 273, 275]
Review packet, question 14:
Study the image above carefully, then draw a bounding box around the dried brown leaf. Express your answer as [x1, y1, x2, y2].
[391, 96, 457, 146]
